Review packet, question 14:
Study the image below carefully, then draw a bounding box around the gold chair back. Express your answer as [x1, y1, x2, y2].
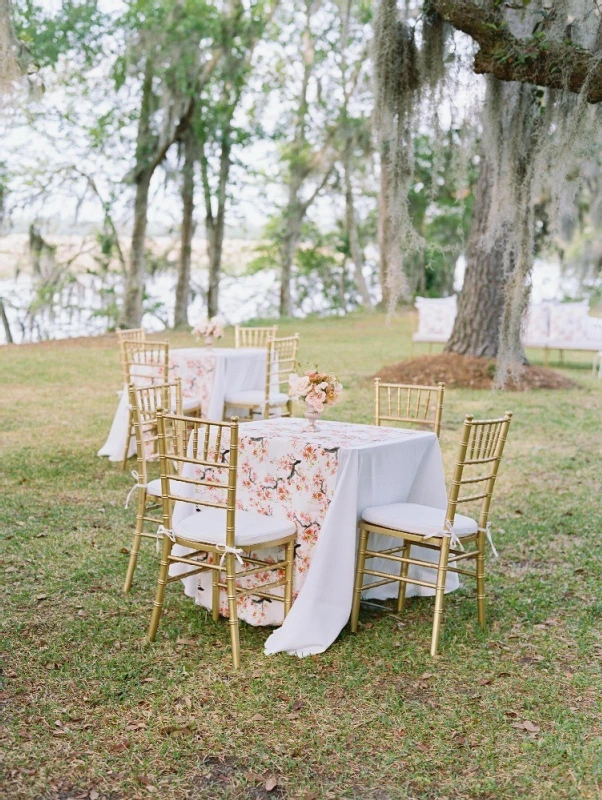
[128, 380, 184, 486]
[123, 340, 169, 387]
[264, 334, 300, 418]
[117, 328, 146, 384]
[234, 324, 278, 349]
[156, 413, 239, 551]
[374, 378, 445, 438]
[445, 412, 513, 532]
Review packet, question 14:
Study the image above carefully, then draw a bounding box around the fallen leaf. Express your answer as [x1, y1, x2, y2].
[176, 638, 196, 646]
[109, 739, 130, 752]
[90, 791, 99, 800]
[36, 594, 48, 602]
[119, 547, 130, 555]
[250, 713, 265, 722]
[511, 720, 541, 734]
[265, 777, 278, 792]
[182, 695, 192, 710]
[478, 678, 493, 686]
[291, 699, 304, 712]
[160, 724, 190, 735]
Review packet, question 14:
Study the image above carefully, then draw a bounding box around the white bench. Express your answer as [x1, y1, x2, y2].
[412, 297, 602, 363]
[411, 296, 457, 352]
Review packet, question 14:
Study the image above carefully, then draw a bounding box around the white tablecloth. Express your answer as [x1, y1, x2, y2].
[172, 418, 457, 657]
[98, 347, 267, 462]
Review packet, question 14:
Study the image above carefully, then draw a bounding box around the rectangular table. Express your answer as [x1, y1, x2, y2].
[98, 347, 267, 462]
[172, 417, 458, 657]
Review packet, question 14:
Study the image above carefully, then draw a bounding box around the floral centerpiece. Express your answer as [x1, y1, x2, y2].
[289, 369, 343, 430]
[192, 316, 224, 348]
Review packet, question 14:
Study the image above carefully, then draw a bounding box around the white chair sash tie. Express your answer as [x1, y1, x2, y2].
[125, 470, 147, 509]
[479, 522, 499, 558]
[215, 543, 245, 569]
[156, 524, 176, 551]
[425, 519, 464, 551]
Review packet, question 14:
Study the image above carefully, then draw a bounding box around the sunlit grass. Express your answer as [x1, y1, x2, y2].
[1, 310, 602, 799]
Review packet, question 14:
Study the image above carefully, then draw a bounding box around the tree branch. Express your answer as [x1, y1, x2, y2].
[432, 0, 602, 103]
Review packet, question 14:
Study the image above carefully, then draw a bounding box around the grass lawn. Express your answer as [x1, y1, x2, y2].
[1, 311, 601, 800]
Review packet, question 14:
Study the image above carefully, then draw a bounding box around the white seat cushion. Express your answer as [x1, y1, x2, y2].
[147, 478, 180, 497]
[224, 390, 289, 407]
[362, 502, 478, 539]
[182, 397, 201, 412]
[174, 507, 296, 547]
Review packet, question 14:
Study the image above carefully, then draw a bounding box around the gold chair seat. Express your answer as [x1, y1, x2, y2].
[362, 503, 478, 539]
[224, 389, 289, 407]
[175, 507, 296, 547]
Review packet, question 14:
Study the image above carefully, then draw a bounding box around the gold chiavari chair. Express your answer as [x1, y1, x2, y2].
[234, 324, 278, 349]
[148, 412, 297, 668]
[374, 378, 445, 438]
[351, 411, 513, 656]
[223, 334, 300, 421]
[116, 328, 146, 385]
[123, 379, 184, 593]
[121, 340, 170, 469]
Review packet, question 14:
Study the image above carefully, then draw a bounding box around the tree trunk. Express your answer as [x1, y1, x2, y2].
[344, 155, 372, 308]
[200, 127, 232, 319]
[207, 130, 231, 318]
[120, 57, 154, 329]
[174, 129, 196, 328]
[445, 156, 505, 357]
[0, 298, 13, 343]
[279, 192, 303, 317]
[121, 168, 152, 328]
[378, 145, 392, 308]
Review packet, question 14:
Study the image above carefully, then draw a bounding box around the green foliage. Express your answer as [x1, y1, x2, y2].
[13, 0, 107, 69]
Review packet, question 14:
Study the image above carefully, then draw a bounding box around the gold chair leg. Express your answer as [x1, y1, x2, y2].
[397, 540, 411, 613]
[148, 534, 173, 642]
[350, 526, 370, 633]
[283, 540, 295, 617]
[121, 407, 132, 470]
[225, 553, 241, 669]
[430, 538, 451, 657]
[124, 490, 147, 593]
[212, 561, 220, 623]
[476, 530, 486, 631]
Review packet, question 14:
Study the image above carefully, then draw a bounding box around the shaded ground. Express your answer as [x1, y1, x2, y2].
[375, 353, 577, 390]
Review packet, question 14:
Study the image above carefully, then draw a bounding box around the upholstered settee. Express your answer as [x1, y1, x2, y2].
[413, 297, 602, 360]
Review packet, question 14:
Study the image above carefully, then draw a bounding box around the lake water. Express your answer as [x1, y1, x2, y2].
[0, 259, 590, 345]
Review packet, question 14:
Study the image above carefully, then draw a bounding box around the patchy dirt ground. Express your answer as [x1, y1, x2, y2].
[375, 353, 577, 390]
